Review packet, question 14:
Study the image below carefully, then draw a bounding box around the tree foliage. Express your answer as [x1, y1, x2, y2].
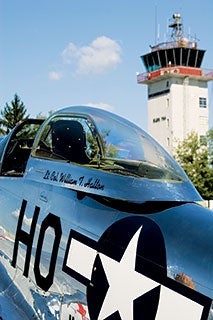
[0, 94, 29, 135]
[207, 128, 213, 167]
[174, 131, 213, 200]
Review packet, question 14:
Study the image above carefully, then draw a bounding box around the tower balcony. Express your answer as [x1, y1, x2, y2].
[137, 66, 213, 84]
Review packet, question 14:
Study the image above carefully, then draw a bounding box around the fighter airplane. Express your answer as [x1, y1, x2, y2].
[0, 105, 212, 319]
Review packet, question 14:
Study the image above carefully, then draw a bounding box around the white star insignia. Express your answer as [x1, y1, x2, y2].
[97, 226, 159, 320]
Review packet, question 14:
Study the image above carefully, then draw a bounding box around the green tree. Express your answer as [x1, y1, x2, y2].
[0, 94, 29, 135]
[174, 131, 213, 200]
[207, 128, 213, 167]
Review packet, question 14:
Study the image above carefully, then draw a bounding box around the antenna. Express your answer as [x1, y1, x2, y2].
[157, 24, 160, 43]
[169, 13, 184, 41]
[188, 27, 191, 40]
[155, 4, 158, 44]
[166, 18, 169, 42]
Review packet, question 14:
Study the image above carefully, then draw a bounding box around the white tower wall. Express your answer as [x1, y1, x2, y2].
[147, 76, 209, 154]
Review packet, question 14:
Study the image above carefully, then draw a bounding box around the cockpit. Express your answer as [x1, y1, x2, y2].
[32, 106, 187, 183]
[0, 106, 201, 202]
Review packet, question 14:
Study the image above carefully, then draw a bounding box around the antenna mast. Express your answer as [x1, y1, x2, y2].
[169, 13, 184, 41]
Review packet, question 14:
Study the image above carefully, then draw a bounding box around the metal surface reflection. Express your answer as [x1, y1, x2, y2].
[0, 106, 211, 319]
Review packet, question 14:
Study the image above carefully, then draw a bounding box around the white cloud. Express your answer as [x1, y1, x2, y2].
[12, 209, 32, 226]
[62, 36, 122, 75]
[62, 42, 78, 64]
[49, 71, 63, 80]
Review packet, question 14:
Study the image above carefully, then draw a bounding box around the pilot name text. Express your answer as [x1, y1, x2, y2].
[43, 169, 105, 190]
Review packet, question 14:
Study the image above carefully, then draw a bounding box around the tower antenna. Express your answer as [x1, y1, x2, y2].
[155, 4, 157, 44]
[169, 13, 184, 41]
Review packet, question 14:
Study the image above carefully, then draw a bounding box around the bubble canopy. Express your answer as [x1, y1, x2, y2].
[32, 106, 201, 202]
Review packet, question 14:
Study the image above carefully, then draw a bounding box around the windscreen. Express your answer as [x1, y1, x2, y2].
[91, 113, 188, 183]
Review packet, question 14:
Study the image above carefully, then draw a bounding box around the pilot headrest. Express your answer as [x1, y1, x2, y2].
[52, 120, 89, 164]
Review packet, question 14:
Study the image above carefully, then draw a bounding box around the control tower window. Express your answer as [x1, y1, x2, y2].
[199, 97, 207, 108]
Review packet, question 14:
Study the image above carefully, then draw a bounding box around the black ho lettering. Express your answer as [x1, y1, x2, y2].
[34, 213, 62, 291]
[12, 199, 40, 277]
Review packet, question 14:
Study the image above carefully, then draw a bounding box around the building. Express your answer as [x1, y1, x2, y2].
[137, 13, 213, 154]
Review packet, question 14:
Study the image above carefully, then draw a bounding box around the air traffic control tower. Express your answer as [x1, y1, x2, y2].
[137, 13, 213, 154]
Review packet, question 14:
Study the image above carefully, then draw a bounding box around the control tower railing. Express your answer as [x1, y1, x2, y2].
[150, 40, 198, 52]
[137, 67, 213, 84]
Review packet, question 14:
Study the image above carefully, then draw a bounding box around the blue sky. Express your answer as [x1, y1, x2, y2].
[0, 0, 213, 130]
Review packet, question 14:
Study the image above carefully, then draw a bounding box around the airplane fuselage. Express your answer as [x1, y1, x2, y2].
[0, 106, 212, 320]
